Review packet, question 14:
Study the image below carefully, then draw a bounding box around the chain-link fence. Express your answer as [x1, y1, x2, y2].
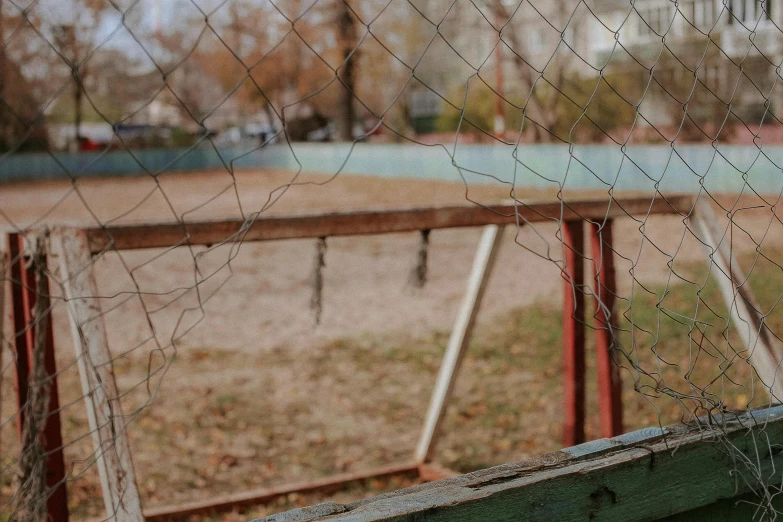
[2, 0, 783, 520]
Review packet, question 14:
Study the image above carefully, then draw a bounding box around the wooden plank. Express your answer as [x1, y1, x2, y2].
[143, 463, 421, 521]
[691, 200, 783, 400]
[589, 221, 623, 438]
[561, 221, 586, 446]
[415, 225, 505, 463]
[417, 463, 461, 482]
[84, 196, 694, 253]
[261, 405, 783, 522]
[50, 229, 143, 521]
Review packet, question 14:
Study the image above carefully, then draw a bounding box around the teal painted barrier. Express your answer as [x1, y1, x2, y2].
[2, 142, 782, 194]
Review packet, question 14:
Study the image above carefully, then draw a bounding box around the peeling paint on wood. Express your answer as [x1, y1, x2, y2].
[51, 229, 144, 521]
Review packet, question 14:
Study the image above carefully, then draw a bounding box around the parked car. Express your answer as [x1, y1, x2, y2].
[215, 124, 278, 146]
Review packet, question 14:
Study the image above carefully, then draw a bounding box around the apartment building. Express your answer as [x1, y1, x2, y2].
[590, 0, 781, 130]
[410, 0, 781, 139]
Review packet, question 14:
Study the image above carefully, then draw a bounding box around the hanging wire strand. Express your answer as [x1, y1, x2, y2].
[311, 236, 327, 325]
[410, 228, 430, 289]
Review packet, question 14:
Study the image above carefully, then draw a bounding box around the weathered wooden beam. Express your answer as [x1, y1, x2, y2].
[589, 221, 623, 438]
[143, 463, 421, 521]
[84, 196, 694, 253]
[561, 221, 586, 446]
[415, 225, 505, 464]
[691, 201, 783, 400]
[50, 229, 144, 522]
[261, 405, 783, 522]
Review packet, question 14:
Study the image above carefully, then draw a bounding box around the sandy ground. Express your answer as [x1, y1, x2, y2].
[1, 168, 781, 517]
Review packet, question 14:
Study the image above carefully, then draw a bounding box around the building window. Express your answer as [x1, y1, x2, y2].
[700, 64, 723, 92]
[728, 0, 774, 23]
[528, 28, 546, 54]
[639, 4, 672, 35]
[680, 0, 715, 26]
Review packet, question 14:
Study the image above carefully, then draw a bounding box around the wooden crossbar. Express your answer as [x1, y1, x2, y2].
[84, 196, 694, 253]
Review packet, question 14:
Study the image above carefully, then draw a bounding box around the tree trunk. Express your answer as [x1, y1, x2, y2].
[0, 0, 7, 148]
[74, 75, 83, 141]
[74, 50, 86, 143]
[334, 0, 357, 142]
[0, 0, 5, 100]
[60, 26, 83, 146]
[492, 0, 570, 143]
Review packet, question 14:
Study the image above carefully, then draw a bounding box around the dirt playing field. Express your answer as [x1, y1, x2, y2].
[1, 168, 781, 519]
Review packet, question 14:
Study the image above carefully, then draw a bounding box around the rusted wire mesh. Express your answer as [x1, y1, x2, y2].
[1, 0, 783, 520]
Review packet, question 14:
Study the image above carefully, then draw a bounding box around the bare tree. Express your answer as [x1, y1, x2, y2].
[489, 0, 582, 141]
[0, 2, 50, 151]
[333, 0, 359, 141]
[0, 0, 5, 114]
[53, 24, 83, 141]
[50, 0, 105, 146]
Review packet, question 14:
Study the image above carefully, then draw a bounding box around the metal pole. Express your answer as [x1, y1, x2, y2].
[562, 221, 586, 446]
[590, 221, 623, 438]
[8, 233, 29, 440]
[8, 233, 69, 520]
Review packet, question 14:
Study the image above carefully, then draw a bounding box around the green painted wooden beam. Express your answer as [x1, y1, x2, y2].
[260, 405, 783, 522]
[660, 490, 783, 521]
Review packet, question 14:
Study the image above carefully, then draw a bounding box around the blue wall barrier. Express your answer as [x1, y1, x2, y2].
[2, 142, 782, 194]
